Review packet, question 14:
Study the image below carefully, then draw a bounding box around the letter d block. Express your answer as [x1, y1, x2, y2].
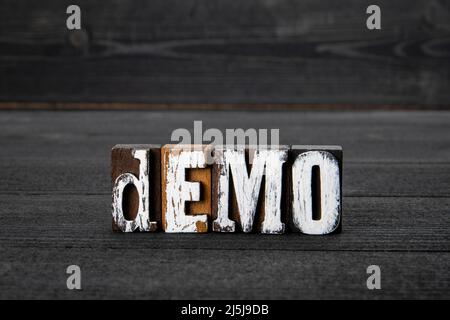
[161, 145, 213, 233]
[290, 146, 343, 235]
[111, 145, 161, 232]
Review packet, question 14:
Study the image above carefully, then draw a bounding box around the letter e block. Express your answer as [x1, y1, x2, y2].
[161, 144, 212, 233]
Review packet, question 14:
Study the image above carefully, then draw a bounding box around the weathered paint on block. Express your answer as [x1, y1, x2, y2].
[161, 144, 212, 233]
[111, 145, 161, 232]
[212, 146, 289, 234]
[290, 146, 343, 235]
[185, 167, 212, 217]
[111, 144, 343, 234]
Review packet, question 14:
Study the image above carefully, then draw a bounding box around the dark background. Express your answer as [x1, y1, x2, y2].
[0, 1, 449, 300]
[0, 0, 449, 107]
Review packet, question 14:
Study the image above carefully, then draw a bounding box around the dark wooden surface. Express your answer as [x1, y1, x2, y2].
[1, 0, 449, 107]
[0, 110, 449, 299]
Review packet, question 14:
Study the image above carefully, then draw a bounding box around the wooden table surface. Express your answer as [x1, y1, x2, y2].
[0, 110, 449, 299]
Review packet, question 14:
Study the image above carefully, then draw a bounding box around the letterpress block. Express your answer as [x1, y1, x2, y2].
[185, 166, 212, 217]
[111, 145, 161, 232]
[212, 146, 290, 234]
[289, 145, 343, 235]
[161, 144, 213, 233]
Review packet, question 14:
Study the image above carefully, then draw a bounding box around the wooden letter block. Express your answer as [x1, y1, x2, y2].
[110, 143, 343, 235]
[161, 144, 212, 233]
[290, 146, 342, 235]
[111, 145, 161, 232]
[212, 146, 289, 234]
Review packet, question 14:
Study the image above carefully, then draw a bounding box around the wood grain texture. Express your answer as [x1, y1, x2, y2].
[0, 0, 449, 106]
[2, 159, 450, 197]
[0, 110, 449, 299]
[1, 247, 448, 299]
[212, 146, 290, 233]
[1, 111, 449, 197]
[111, 145, 161, 231]
[161, 144, 211, 232]
[2, 102, 450, 111]
[1, 111, 449, 163]
[185, 167, 212, 217]
[1, 194, 448, 252]
[289, 147, 343, 234]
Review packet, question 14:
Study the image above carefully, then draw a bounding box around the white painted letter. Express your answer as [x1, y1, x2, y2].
[163, 146, 209, 233]
[112, 149, 156, 232]
[213, 147, 287, 233]
[292, 151, 341, 235]
[212, 147, 236, 232]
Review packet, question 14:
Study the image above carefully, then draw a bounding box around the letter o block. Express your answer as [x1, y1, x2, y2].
[290, 146, 342, 235]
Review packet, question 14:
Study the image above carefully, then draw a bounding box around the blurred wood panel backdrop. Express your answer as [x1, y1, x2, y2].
[0, 0, 449, 108]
